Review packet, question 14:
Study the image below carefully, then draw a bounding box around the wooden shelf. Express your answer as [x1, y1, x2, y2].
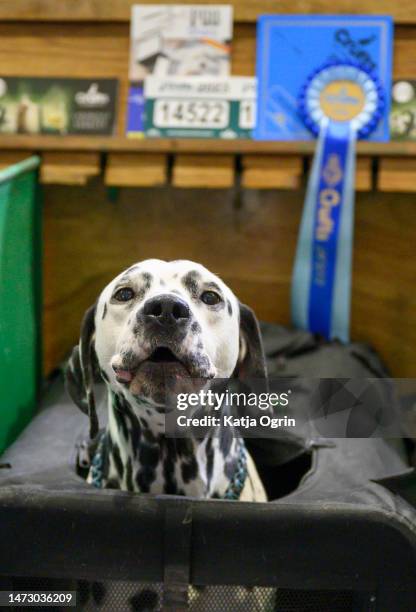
[0, 0, 415, 24]
[1, 135, 416, 157]
[0, 135, 308, 155]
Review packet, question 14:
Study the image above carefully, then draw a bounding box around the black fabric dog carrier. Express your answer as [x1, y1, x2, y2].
[0, 324, 415, 611]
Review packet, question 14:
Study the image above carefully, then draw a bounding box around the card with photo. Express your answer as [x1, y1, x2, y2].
[127, 4, 233, 136]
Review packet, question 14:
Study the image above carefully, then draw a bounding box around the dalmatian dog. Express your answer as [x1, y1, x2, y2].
[66, 259, 267, 502]
[66, 260, 274, 611]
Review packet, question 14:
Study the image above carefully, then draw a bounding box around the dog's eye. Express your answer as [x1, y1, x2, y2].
[200, 290, 222, 305]
[113, 287, 135, 302]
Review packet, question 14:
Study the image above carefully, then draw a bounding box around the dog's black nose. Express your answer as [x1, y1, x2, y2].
[142, 294, 190, 325]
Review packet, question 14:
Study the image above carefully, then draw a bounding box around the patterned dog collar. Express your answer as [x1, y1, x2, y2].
[90, 431, 106, 489]
[223, 441, 248, 501]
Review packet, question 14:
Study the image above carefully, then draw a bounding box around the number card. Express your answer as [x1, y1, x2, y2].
[144, 76, 256, 138]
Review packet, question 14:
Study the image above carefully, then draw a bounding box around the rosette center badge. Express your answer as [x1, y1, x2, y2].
[300, 63, 383, 137]
[320, 81, 365, 121]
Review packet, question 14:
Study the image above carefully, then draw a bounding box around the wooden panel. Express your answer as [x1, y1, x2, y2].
[356, 157, 372, 191]
[232, 22, 256, 76]
[240, 155, 371, 190]
[0, 151, 34, 169]
[242, 155, 303, 189]
[40, 152, 100, 185]
[378, 157, 416, 192]
[173, 154, 234, 188]
[393, 26, 416, 78]
[43, 182, 416, 377]
[351, 191, 416, 375]
[105, 153, 166, 186]
[1, 1, 416, 24]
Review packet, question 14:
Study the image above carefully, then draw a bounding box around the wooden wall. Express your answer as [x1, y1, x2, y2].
[0, 1, 414, 376]
[43, 181, 416, 377]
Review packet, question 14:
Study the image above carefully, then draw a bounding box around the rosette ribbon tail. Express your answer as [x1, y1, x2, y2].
[292, 119, 356, 342]
[291, 61, 383, 343]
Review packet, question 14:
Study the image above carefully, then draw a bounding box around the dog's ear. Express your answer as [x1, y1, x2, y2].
[235, 302, 267, 384]
[65, 304, 99, 439]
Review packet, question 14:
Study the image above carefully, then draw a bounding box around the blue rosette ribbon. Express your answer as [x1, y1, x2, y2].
[291, 60, 384, 342]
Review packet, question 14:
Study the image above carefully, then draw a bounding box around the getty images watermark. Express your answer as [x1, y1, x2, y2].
[164, 384, 297, 438]
[164, 378, 416, 439]
[176, 389, 295, 429]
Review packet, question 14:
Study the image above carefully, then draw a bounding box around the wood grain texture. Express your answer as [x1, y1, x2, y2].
[356, 157, 372, 191]
[40, 152, 101, 185]
[241, 155, 372, 190]
[173, 154, 235, 188]
[43, 181, 416, 377]
[378, 157, 416, 192]
[0, 151, 34, 169]
[105, 152, 167, 186]
[242, 155, 303, 189]
[2, 135, 416, 157]
[0, 1, 415, 24]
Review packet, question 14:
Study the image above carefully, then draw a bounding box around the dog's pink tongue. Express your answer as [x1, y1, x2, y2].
[114, 368, 134, 383]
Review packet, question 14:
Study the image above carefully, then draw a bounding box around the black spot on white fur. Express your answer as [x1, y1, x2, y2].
[205, 437, 214, 490]
[139, 442, 159, 469]
[163, 439, 178, 494]
[181, 456, 198, 483]
[220, 423, 233, 457]
[182, 270, 200, 300]
[136, 272, 153, 302]
[126, 456, 134, 490]
[111, 442, 124, 479]
[191, 321, 201, 334]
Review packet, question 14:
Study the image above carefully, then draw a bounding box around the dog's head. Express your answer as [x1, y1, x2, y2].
[66, 259, 266, 437]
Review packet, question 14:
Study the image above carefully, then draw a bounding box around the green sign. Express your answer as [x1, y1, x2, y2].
[0, 77, 118, 135]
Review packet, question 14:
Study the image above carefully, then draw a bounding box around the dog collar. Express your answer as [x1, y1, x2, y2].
[90, 432, 248, 501]
[90, 431, 106, 489]
[223, 441, 248, 501]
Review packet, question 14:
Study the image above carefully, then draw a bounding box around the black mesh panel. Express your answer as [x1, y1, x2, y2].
[5, 577, 363, 611]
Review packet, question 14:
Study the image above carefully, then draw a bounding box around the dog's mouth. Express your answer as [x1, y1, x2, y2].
[142, 346, 190, 375]
[113, 346, 191, 385]
[147, 346, 183, 364]
[111, 342, 216, 404]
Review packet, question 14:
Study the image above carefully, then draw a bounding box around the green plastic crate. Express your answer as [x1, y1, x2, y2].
[0, 156, 41, 455]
